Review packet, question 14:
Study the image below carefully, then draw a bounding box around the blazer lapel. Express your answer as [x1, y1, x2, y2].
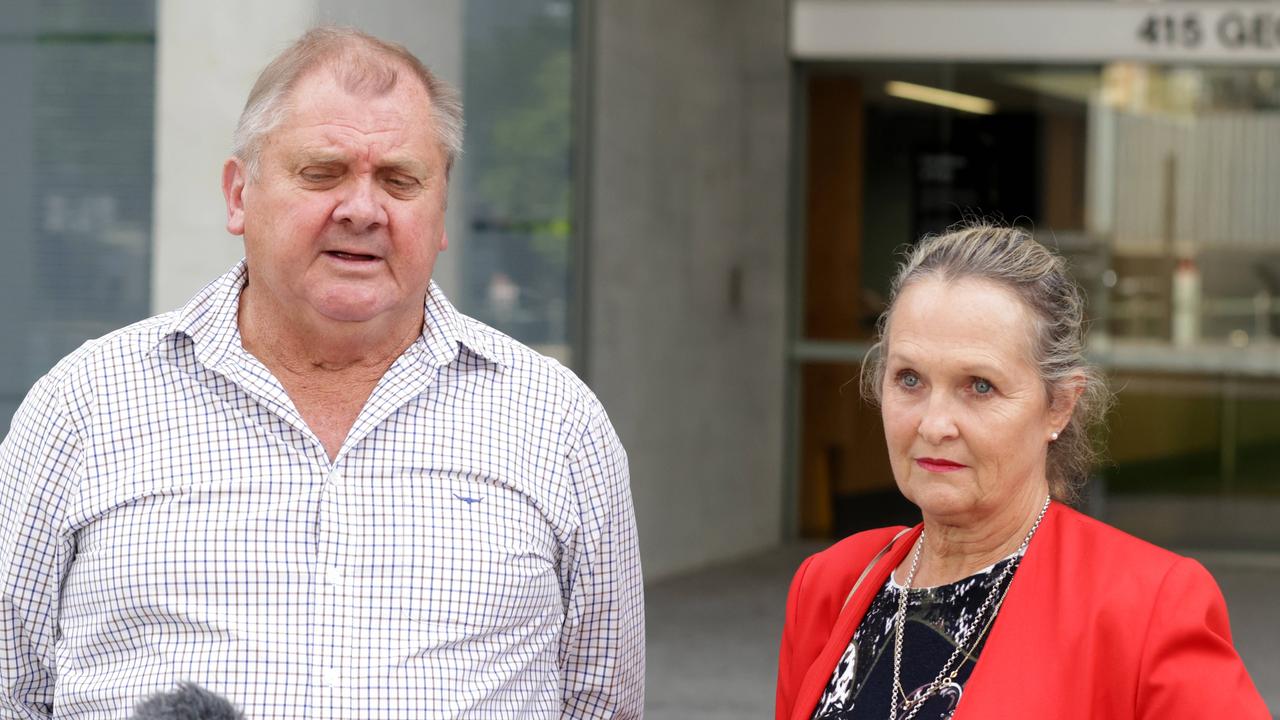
[791, 525, 923, 720]
[952, 502, 1063, 719]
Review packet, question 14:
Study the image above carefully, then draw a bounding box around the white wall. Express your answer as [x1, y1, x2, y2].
[589, 0, 792, 579]
[151, 1, 465, 312]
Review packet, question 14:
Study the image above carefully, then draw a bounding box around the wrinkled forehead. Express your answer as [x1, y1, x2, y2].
[884, 275, 1041, 358]
[270, 61, 438, 149]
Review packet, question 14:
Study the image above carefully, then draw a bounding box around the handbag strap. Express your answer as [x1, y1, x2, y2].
[840, 526, 914, 611]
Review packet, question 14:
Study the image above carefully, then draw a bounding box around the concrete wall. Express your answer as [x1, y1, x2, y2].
[588, 0, 792, 579]
[151, 1, 465, 312]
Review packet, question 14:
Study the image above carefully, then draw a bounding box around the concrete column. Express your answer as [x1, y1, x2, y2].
[589, 0, 791, 579]
[151, 0, 318, 312]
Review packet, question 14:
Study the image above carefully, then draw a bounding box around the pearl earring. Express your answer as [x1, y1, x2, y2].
[1050, 431, 1059, 441]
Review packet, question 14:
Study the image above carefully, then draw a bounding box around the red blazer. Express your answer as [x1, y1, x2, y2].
[776, 503, 1269, 719]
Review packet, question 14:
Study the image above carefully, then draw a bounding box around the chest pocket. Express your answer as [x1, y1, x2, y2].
[332, 470, 563, 630]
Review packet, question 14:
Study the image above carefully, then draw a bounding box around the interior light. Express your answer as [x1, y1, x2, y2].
[884, 80, 996, 115]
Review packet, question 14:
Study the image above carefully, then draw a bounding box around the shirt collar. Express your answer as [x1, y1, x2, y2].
[420, 278, 506, 368]
[159, 260, 505, 370]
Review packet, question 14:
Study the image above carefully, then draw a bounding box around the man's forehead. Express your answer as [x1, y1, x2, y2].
[265, 70, 440, 169]
[289, 81, 430, 121]
[289, 57, 431, 106]
[288, 142, 433, 173]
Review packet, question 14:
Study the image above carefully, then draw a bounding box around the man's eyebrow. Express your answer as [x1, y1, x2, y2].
[378, 157, 431, 177]
[292, 152, 347, 167]
[289, 151, 433, 177]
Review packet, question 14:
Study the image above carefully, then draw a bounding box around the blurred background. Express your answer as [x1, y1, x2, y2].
[4, 0, 1280, 716]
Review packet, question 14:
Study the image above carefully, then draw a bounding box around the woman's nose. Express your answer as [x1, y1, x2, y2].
[917, 392, 959, 444]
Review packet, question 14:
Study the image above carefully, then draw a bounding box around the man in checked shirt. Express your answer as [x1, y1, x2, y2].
[0, 26, 643, 719]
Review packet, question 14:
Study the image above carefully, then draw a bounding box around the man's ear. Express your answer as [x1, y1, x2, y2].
[222, 157, 248, 236]
[439, 229, 449, 252]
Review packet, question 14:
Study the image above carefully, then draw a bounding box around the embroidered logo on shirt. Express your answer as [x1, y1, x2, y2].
[452, 493, 484, 506]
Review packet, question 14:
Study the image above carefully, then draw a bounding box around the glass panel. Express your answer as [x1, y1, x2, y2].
[0, 1, 155, 433]
[800, 60, 1280, 548]
[461, 0, 575, 364]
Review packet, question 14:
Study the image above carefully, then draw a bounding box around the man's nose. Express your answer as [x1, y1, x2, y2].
[917, 392, 959, 444]
[332, 176, 388, 231]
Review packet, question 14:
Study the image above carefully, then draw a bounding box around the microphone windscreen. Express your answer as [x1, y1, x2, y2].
[131, 682, 244, 720]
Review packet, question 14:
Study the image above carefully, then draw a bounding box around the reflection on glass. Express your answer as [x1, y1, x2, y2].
[841, 59, 1280, 531]
[0, 1, 155, 433]
[1085, 63, 1280, 518]
[462, 0, 574, 364]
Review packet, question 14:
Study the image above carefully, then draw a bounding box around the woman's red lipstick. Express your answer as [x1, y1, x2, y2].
[916, 457, 966, 473]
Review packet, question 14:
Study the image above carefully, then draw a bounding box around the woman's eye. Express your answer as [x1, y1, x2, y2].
[973, 378, 994, 394]
[898, 372, 920, 389]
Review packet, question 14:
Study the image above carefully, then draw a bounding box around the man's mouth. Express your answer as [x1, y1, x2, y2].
[326, 250, 379, 262]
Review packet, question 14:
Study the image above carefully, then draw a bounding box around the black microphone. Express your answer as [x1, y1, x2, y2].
[131, 682, 244, 720]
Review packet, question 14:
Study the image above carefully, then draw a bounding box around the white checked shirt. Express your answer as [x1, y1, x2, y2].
[0, 262, 644, 719]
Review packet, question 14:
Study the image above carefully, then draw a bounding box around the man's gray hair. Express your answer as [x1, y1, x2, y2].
[231, 26, 464, 179]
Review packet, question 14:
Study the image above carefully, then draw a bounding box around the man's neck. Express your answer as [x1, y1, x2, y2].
[236, 285, 422, 380]
[236, 285, 425, 461]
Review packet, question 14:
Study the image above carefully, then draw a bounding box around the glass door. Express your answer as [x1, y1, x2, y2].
[792, 60, 1280, 550]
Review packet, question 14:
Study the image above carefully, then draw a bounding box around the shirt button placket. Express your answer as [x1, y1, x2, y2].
[314, 465, 346, 718]
[325, 566, 344, 587]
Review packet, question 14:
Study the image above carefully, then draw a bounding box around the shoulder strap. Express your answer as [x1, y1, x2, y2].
[840, 526, 913, 611]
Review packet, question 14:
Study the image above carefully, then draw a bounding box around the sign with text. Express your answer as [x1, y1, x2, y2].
[793, 1, 1280, 63]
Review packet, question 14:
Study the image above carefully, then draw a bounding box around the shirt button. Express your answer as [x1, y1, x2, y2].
[325, 566, 343, 586]
[322, 668, 341, 687]
[328, 469, 343, 484]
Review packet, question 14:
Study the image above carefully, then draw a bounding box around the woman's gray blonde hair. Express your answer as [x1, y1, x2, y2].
[231, 26, 464, 180]
[861, 225, 1112, 503]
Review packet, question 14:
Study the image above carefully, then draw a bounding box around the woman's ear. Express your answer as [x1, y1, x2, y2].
[1048, 373, 1085, 435]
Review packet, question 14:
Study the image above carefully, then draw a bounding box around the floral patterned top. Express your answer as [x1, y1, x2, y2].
[811, 555, 1020, 720]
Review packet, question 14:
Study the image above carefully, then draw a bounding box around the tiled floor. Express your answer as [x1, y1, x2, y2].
[645, 543, 1280, 719]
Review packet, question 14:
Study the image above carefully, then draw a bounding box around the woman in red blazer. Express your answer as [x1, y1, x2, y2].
[777, 226, 1269, 720]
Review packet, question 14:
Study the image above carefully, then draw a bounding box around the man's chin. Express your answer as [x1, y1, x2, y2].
[310, 299, 393, 326]
[318, 309, 385, 325]
[303, 288, 422, 330]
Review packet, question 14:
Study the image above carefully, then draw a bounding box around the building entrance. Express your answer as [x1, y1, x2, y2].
[792, 59, 1280, 550]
